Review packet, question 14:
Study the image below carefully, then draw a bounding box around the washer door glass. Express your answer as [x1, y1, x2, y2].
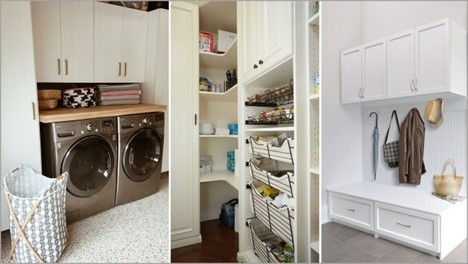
[62, 136, 114, 198]
[123, 128, 161, 182]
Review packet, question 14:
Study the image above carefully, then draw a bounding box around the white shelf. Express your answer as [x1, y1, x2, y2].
[308, 13, 319, 26]
[199, 84, 237, 102]
[310, 167, 320, 174]
[200, 170, 239, 190]
[309, 93, 320, 100]
[245, 126, 295, 132]
[199, 134, 238, 138]
[199, 39, 237, 69]
[310, 241, 319, 253]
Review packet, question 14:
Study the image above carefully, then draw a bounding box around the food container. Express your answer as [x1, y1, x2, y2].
[38, 89, 61, 100]
[38, 99, 58, 110]
[228, 123, 238, 135]
[218, 30, 237, 53]
[199, 32, 214, 52]
[62, 87, 96, 108]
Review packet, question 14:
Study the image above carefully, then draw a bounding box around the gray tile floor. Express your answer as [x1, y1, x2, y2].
[322, 222, 467, 263]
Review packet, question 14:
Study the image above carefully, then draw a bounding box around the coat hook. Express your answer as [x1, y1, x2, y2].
[370, 112, 378, 128]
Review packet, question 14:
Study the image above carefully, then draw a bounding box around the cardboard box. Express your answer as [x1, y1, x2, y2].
[199, 32, 214, 52]
[217, 30, 237, 53]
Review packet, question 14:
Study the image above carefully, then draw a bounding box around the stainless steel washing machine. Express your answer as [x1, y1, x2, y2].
[41, 117, 117, 223]
[116, 112, 164, 206]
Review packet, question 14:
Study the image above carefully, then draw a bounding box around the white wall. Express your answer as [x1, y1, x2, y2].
[362, 1, 467, 43]
[321, 1, 363, 223]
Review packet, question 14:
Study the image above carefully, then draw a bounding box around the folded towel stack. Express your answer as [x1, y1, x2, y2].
[96, 84, 142, 106]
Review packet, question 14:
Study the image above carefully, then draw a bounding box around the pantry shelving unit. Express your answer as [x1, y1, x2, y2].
[307, 0, 321, 262]
[197, 1, 239, 230]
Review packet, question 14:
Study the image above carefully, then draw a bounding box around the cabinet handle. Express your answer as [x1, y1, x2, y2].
[253, 64, 258, 69]
[124, 62, 127, 76]
[259, 60, 263, 65]
[65, 59, 68, 75]
[410, 80, 414, 92]
[118, 62, 122, 76]
[346, 208, 356, 212]
[397, 221, 411, 228]
[32, 102, 36, 120]
[414, 79, 418, 91]
[57, 59, 61, 75]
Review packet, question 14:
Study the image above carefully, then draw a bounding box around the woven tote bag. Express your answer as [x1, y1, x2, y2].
[434, 159, 464, 196]
[3, 165, 68, 263]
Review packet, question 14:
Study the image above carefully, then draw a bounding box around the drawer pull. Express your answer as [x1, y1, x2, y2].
[346, 208, 356, 212]
[397, 221, 412, 228]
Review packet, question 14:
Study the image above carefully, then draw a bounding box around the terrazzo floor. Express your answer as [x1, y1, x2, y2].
[1, 174, 169, 263]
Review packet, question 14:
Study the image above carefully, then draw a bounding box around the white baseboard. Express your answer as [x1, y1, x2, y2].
[171, 235, 202, 249]
[321, 204, 329, 224]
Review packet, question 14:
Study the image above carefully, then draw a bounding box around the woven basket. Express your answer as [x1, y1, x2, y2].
[434, 159, 463, 196]
[38, 99, 58, 110]
[38, 89, 61, 100]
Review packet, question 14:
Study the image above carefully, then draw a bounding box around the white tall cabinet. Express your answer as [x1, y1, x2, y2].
[142, 9, 169, 173]
[1, 1, 42, 231]
[31, 2, 94, 83]
[170, 1, 201, 248]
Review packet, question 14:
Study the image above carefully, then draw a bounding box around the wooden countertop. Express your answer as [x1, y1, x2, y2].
[39, 104, 167, 123]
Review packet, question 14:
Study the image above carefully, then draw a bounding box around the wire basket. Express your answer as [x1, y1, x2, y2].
[247, 108, 294, 125]
[246, 80, 294, 106]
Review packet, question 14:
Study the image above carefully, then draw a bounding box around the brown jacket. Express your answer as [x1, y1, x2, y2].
[399, 108, 426, 184]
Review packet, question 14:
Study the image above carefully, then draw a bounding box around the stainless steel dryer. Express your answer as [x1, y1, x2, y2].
[116, 112, 164, 205]
[41, 117, 117, 223]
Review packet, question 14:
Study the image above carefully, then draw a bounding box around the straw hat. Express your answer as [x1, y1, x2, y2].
[424, 98, 444, 128]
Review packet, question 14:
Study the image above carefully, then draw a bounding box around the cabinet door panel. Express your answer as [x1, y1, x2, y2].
[1, 1, 42, 231]
[240, 1, 260, 83]
[415, 19, 449, 94]
[94, 2, 123, 82]
[121, 8, 148, 82]
[387, 30, 415, 98]
[31, 2, 62, 82]
[61, 2, 94, 82]
[362, 39, 386, 101]
[341, 47, 362, 104]
[261, 1, 293, 71]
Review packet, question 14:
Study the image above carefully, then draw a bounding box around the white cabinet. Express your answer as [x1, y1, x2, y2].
[387, 18, 466, 99]
[329, 193, 374, 232]
[142, 9, 169, 172]
[170, 2, 201, 247]
[362, 39, 386, 101]
[241, 1, 293, 83]
[340, 46, 362, 103]
[95, 2, 148, 83]
[31, 2, 94, 83]
[387, 30, 415, 97]
[1, 1, 42, 231]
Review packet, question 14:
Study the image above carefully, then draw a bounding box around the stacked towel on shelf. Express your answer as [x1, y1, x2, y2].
[96, 84, 142, 106]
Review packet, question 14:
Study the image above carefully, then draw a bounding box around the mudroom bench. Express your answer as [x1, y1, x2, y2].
[327, 181, 467, 259]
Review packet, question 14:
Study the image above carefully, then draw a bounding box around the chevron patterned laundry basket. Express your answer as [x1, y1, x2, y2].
[3, 165, 68, 263]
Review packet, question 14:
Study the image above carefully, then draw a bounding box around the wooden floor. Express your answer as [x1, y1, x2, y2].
[171, 219, 239, 262]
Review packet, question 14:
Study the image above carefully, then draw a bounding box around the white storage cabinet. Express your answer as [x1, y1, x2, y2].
[31, 2, 94, 82]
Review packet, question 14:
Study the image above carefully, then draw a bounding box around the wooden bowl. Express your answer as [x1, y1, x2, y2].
[38, 89, 61, 100]
[38, 99, 58, 110]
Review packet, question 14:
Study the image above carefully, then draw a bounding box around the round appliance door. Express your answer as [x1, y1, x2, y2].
[123, 128, 162, 182]
[61, 136, 115, 198]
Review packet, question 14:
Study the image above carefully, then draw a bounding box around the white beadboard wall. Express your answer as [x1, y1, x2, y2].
[361, 102, 467, 196]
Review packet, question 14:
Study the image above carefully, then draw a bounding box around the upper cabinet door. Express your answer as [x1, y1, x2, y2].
[387, 29, 415, 98]
[362, 39, 386, 101]
[31, 2, 62, 82]
[415, 19, 449, 94]
[240, 1, 260, 83]
[341, 46, 362, 104]
[121, 8, 148, 82]
[260, 1, 293, 71]
[60, 2, 94, 82]
[95, 2, 123, 82]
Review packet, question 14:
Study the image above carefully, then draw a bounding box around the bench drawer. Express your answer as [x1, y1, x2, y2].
[329, 193, 374, 231]
[376, 202, 439, 252]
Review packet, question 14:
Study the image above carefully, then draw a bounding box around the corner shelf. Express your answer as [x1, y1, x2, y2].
[245, 126, 294, 132]
[199, 39, 237, 69]
[310, 241, 319, 253]
[310, 167, 320, 174]
[309, 93, 320, 100]
[308, 13, 319, 26]
[200, 170, 239, 190]
[199, 84, 237, 102]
